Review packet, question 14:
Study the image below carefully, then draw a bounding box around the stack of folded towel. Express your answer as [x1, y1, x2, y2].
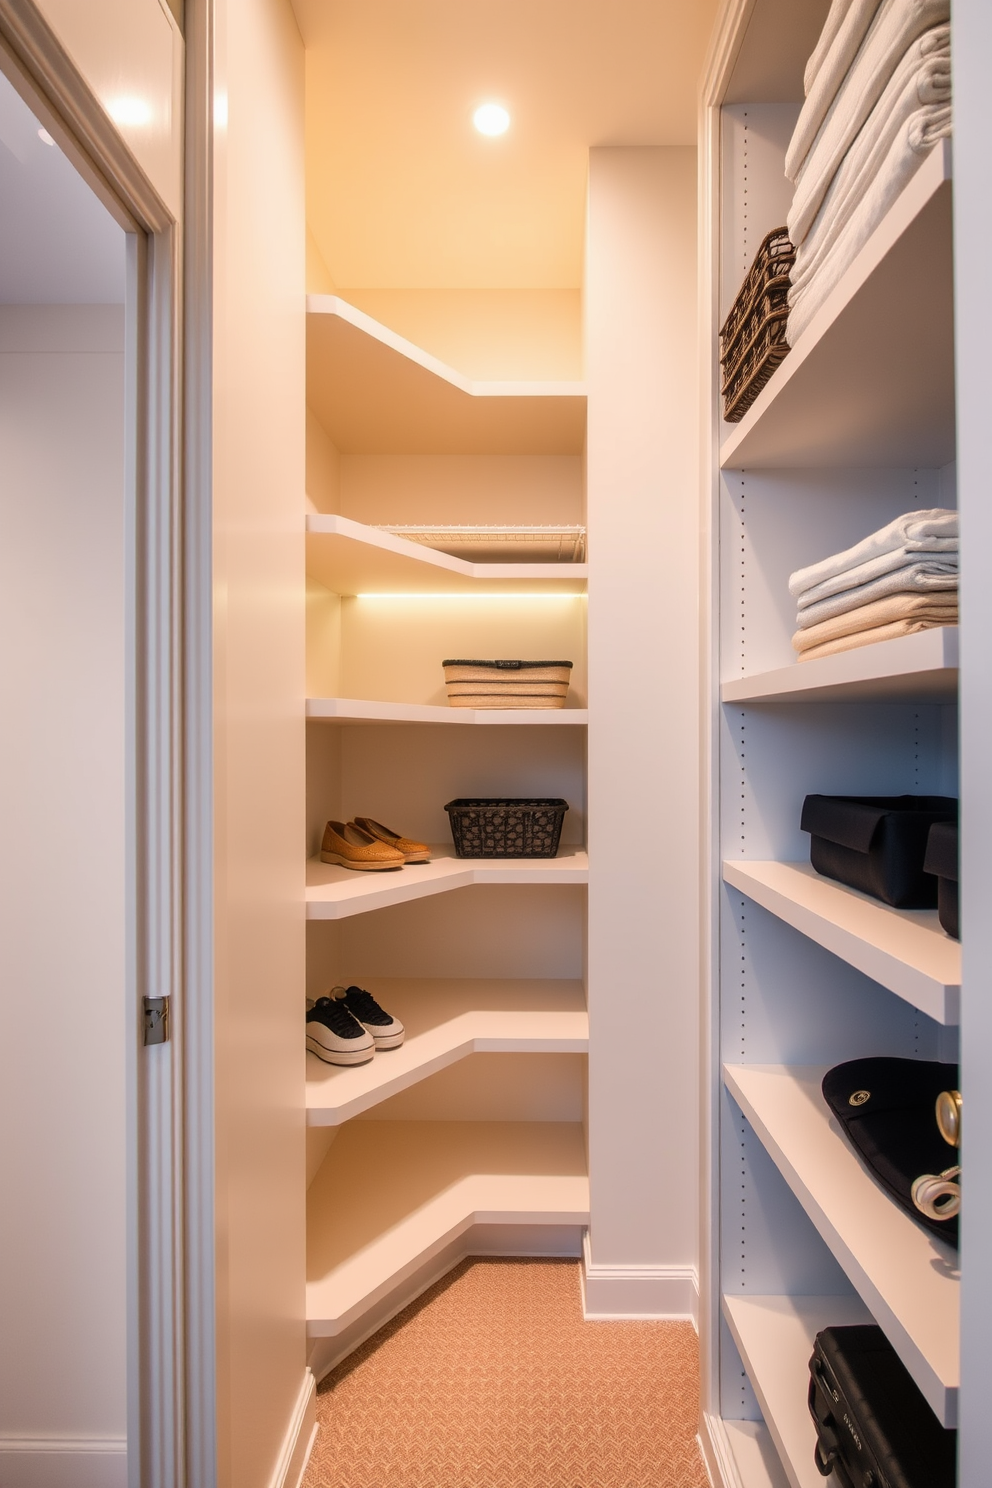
[785, 0, 951, 346]
[790, 507, 957, 662]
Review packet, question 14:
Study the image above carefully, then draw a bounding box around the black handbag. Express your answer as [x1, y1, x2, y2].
[821, 1058, 959, 1246]
[808, 1325, 956, 1487]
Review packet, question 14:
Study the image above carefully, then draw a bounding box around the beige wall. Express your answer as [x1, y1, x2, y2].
[585, 148, 699, 1301]
[212, 0, 308, 1481]
[0, 308, 127, 1486]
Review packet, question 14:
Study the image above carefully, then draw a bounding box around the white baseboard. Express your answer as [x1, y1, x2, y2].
[580, 1230, 699, 1322]
[267, 1368, 317, 1488]
[699, 1412, 743, 1488]
[0, 1436, 127, 1488]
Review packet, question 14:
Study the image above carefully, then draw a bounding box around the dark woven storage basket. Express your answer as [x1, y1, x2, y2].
[444, 798, 568, 859]
[720, 226, 796, 423]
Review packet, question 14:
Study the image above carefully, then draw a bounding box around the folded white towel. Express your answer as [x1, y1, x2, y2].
[786, 0, 949, 182]
[795, 562, 958, 629]
[789, 25, 949, 249]
[787, 115, 950, 343]
[796, 543, 957, 609]
[788, 508, 957, 597]
[803, 0, 883, 98]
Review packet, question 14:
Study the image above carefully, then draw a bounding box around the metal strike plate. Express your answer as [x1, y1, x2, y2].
[143, 996, 170, 1046]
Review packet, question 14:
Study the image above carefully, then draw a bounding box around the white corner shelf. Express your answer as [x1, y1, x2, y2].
[720, 140, 953, 470]
[306, 697, 589, 726]
[307, 296, 587, 455]
[721, 627, 958, 705]
[306, 512, 588, 595]
[306, 978, 588, 1125]
[723, 860, 959, 1025]
[723, 1063, 959, 1425]
[722, 1294, 873, 1488]
[719, 1420, 791, 1488]
[306, 845, 589, 920]
[306, 1120, 589, 1338]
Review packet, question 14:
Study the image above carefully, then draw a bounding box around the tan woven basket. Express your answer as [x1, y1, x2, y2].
[442, 659, 573, 710]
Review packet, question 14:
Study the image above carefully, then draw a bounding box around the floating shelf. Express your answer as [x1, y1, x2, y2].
[721, 627, 958, 705]
[307, 1120, 588, 1337]
[306, 978, 588, 1125]
[307, 845, 589, 920]
[724, 1063, 959, 1425]
[723, 1294, 873, 1488]
[306, 697, 589, 725]
[307, 296, 587, 455]
[723, 860, 959, 1025]
[721, 141, 953, 470]
[306, 513, 589, 595]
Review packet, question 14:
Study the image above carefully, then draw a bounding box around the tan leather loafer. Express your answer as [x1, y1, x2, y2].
[351, 817, 431, 864]
[320, 820, 405, 871]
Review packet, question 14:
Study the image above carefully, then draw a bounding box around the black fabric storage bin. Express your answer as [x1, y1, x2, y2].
[924, 820, 959, 940]
[808, 1325, 956, 1488]
[800, 795, 957, 908]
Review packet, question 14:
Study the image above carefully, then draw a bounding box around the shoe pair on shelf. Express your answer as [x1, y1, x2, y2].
[320, 816, 430, 871]
[306, 985, 405, 1066]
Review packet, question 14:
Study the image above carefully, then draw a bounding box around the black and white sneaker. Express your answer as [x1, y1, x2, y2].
[332, 985, 405, 1049]
[306, 996, 376, 1066]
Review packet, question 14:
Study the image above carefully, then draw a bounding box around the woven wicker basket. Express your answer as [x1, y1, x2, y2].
[442, 659, 572, 710]
[445, 798, 569, 858]
[720, 226, 796, 423]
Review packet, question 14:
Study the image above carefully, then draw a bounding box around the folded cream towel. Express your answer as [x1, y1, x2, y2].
[803, 0, 883, 98]
[796, 562, 958, 629]
[789, 25, 949, 249]
[787, 114, 950, 343]
[786, 0, 949, 182]
[789, 508, 957, 597]
[798, 616, 956, 662]
[796, 544, 956, 610]
[793, 590, 957, 652]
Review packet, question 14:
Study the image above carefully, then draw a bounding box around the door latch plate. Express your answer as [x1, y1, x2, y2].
[143, 996, 170, 1046]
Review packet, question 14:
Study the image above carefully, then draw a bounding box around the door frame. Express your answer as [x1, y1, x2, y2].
[0, 5, 196, 1485]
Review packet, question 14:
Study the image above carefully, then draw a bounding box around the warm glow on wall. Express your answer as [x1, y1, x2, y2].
[355, 592, 585, 601]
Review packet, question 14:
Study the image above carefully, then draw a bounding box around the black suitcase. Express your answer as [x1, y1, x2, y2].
[800, 795, 957, 908]
[924, 820, 960, 940]
[808, 1325, 955, 1487]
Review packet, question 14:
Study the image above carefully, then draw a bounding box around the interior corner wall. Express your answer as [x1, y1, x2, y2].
[585, 147, 700, 1300]
[212, 0, 308, 1483]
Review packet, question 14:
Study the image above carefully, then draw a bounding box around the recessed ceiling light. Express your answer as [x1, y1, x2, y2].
[37, 128, 55, 146]
[473, 103, 510, 137]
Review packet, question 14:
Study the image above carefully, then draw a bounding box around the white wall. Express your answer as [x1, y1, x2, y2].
[211, 0, 310, 1482]
[585, 148, 700, 1312]
[0, 306, 127, 1486]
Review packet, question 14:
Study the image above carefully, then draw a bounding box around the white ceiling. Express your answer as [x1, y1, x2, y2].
[295, 0, 720, 289]
[0, 70, 124, 305]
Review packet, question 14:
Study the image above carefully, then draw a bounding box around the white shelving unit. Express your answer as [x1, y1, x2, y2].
[306, 847, 588, 920]
[700, 3, 961, 1483]
[307, 1120, 589, 1352]
[307, 296, 586, 455]
[306, 979, 588, 1125]
[722, 1294, 872, 1488]
[722, 861, 959, 1024]
[306, 697, 588, 725]
[724, 1064, 959, 1425]
[306, 512, 588, 595]
[303, 300, 590, 1371]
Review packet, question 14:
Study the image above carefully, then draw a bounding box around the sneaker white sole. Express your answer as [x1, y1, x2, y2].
[306, 1033, 375, 1065]
[366, 1027, 405, 1049]
[319, 850, 403, 872]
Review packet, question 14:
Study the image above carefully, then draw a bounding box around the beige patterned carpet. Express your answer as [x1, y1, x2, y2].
[303, 1258, 708, 1488]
